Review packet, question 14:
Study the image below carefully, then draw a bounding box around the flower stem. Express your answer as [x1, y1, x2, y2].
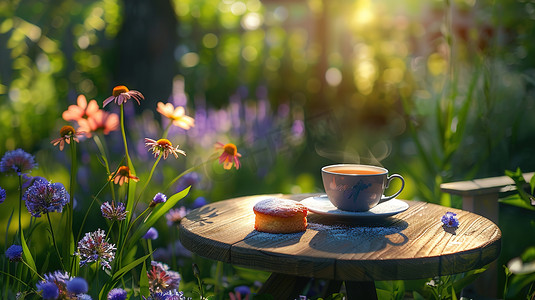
[46, 212, 65, 270]
[21, 260, 44, 281]
[120, 104, 131, 167]
[94, 133, 115, 202]
[162, 122, 173, 139]
[133, 154, 162, 215]
[147, 239, 153, 261]
[18, 175, 22, 244]
[67, 136, 77, 271]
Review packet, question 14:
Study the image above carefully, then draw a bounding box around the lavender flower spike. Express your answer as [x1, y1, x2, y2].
[24, 179, 69, 217]
[76, 229, 116, 269]
[150, 192, 167, 207]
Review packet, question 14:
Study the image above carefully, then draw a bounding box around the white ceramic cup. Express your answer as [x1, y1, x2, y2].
[321, 164, 405, 212]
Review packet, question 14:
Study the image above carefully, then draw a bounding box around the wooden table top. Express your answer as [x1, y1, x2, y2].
[179, 194, 501, 281]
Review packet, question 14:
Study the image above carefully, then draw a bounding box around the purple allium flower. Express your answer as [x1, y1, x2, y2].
[175, 172, 201, 193]
[101, 201, 128, 221]
[151, 290, 186, 300]
[37, 281, 59, 299]
[22, 174, 47, 189]
[66, 277, 89, 294]
[0, 148, 37, 175]
[76, 229, 116, 270]
[5, 244, 23, 262]
[107, 288, 127, 300]
[143, 227, 159, 240]
[43, 270, 72, 286]
[192, 197, 208, 209]
[24, 179, 69, 217]
[0, 186, 6, 203]
[77, 294, 92, 300]
[441, 212, 459, 228]
[165, 207, 188, 227]
[148, 261, 181, 293]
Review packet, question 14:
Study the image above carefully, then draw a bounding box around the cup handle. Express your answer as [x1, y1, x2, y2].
[380, 174, 405, 202]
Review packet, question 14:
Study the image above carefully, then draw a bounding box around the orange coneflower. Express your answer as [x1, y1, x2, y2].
[215, 142, 242, 170]
[145, 138, 186, 160]
[109, 166, 139, 186]
[77, 110, 119, 138]
[103, 85, 144, 107]
[156, 102, 195, 130]
[50, 125, 83, 151]
[62, 94, 99, 122]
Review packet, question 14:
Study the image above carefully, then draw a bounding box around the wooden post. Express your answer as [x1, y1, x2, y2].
[440, 172, 534, 298]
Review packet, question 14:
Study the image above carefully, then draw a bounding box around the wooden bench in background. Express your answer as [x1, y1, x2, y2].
[440, 171, 534, 298]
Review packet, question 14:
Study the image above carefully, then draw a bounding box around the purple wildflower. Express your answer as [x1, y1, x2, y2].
[150, 192, 167, 207]
[22, 174, 47, 189]
[192, 197, 208, 209]
[441, 212, 459, 228]
[36, 271, 72, 299]
[5, 244, 23, 262]
[165, 207, 188, 226]
[37, 281, 59, 299]
[101, 201, 128, 221]
[148, 261, 181, 293]
[175, 172, 201, 193]
[76, 229, 116, 269]
[234, 285, 251, 297]
[66, 277, 89, 294]
[77, 294, 93, 300]
[151, 290, 186, 300]
[107, 288, 127, 300]
[0, 187, 6, 203]
[0, 148, 37, 175]
[143, 227, 159, 240]
[23, 179, 69, 217]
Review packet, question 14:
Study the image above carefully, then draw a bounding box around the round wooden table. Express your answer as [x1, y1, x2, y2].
[179, 194, 501, 299]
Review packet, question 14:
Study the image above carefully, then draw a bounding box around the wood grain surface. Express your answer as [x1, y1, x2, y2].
[179, 194, 501, 281]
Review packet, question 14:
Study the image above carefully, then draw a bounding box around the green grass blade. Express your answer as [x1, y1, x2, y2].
[20, 228, 37, 281]
[126, 186, 190, 250]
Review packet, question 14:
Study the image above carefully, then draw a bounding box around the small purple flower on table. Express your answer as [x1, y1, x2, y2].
[0, 148, 37, 175]
[441, 211, 459, 228]
[5, 244, 23, 262]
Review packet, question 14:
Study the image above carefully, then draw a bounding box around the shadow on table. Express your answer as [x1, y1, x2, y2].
[186, 206, 219, 226]
[241, 230, 306, 248]
[307, 215, 409, 254]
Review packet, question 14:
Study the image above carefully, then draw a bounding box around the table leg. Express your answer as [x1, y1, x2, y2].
[258, 273, 310, 299]
[345, 281, 377, 300]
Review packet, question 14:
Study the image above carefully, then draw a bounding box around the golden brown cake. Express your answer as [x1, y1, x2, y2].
[253, 198, 308, 233]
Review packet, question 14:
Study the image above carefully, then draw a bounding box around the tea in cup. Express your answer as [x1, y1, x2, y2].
[321, 164, 405, 212]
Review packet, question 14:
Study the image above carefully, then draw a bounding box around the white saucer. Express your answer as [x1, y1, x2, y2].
[301, 195, 409, 218]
